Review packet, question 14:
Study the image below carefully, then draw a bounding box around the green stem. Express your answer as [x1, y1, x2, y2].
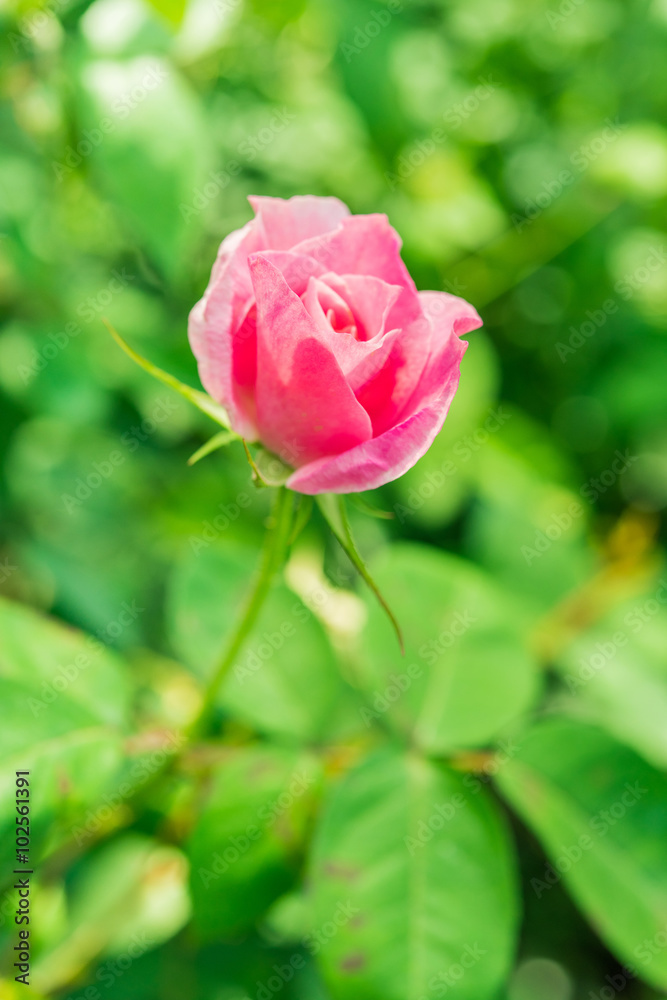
[190, 485, 297, 738]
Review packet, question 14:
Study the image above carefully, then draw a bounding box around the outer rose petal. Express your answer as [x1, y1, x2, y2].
[189, 196, 350, 438]
[294, 216, 438, 435]
[286, 336, 467, 494]
[394, 290, 483, 424]
[249, 195, 350, 250]
[250, 255, 372, 468]
[418, 290, 483, 338]
[287, 291, 482, 494]
[188, 221, 261, 438]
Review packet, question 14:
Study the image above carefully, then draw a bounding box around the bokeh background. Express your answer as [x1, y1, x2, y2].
[1, 0, 667, 997]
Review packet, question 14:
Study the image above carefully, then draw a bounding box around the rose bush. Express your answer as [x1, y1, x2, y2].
[189, 195, 482, 494]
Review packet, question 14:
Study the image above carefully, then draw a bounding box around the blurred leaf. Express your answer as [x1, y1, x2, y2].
[145, 0, 188, 27]
[555, 591, 667, 768]
[78, 56, 215, 280]
[318, 494, 403, 653]
[168, 543, 359, 743]
[247, 0, 308, 29]
[0, 598, 131, 883]
[188, 430, 237, 465]
[187, 745, 321, 938]
[32, 834, 190, 994]
[309, 745, 519, 1000]
[105, 321, 233, 430]
[357, 544, 540, 752]
[465, 438, 596, 614]
[0, 596, 130, 727]
[391, 332, 500, 528]
[496, 718, 667, 990]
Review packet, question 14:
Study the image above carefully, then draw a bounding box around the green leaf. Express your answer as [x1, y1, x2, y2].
[290, 495, 315, 544]
[357, 543, 540, 752]
[187, 745, 321, 938]
[252, 446, 293, 487]
[144, 0, 188, 26]
[0, 598, 131, 883]
[79, 57, 215, 280]
[0, 597, 130, 728]
[105, 321, 232, 429]
[32, 834, 190, 994]
[309, 746, 519, 1000]
[167, 544, 359, 743]
[495, 717, 667, 990]
[188, 430, 238, 465]
[348, 494, 395, 520]
[554, 589, 667, 767]
[317, 494, 404, 653]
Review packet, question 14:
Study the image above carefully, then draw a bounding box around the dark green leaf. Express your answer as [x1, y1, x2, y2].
[187, 745, 321, 937]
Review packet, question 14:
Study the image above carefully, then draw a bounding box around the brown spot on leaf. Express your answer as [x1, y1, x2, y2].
[340, 952, 366, 973]
[323, 861, 360, 881]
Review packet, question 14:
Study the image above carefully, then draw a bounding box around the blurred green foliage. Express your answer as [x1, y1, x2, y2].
[1, 0, 666, 996]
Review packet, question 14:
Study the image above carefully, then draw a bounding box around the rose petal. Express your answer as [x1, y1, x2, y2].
[287, 336, 467, 494]
[249, 254, 372, 468]
[322, 273, 403, 343]
[418, 290, 483, 338]
[189, 196, 350, 438]
[287, 293, 481, 494]
[292, 214, 416, 292]
[188, 220, 262, 438]
[249, 194, 350, 250]
[249, 250, 329, 296]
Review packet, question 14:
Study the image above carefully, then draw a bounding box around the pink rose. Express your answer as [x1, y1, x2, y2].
[189, 195, 482, 494]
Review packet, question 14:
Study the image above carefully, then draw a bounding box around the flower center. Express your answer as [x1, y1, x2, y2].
[315, 282, 359, 339]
